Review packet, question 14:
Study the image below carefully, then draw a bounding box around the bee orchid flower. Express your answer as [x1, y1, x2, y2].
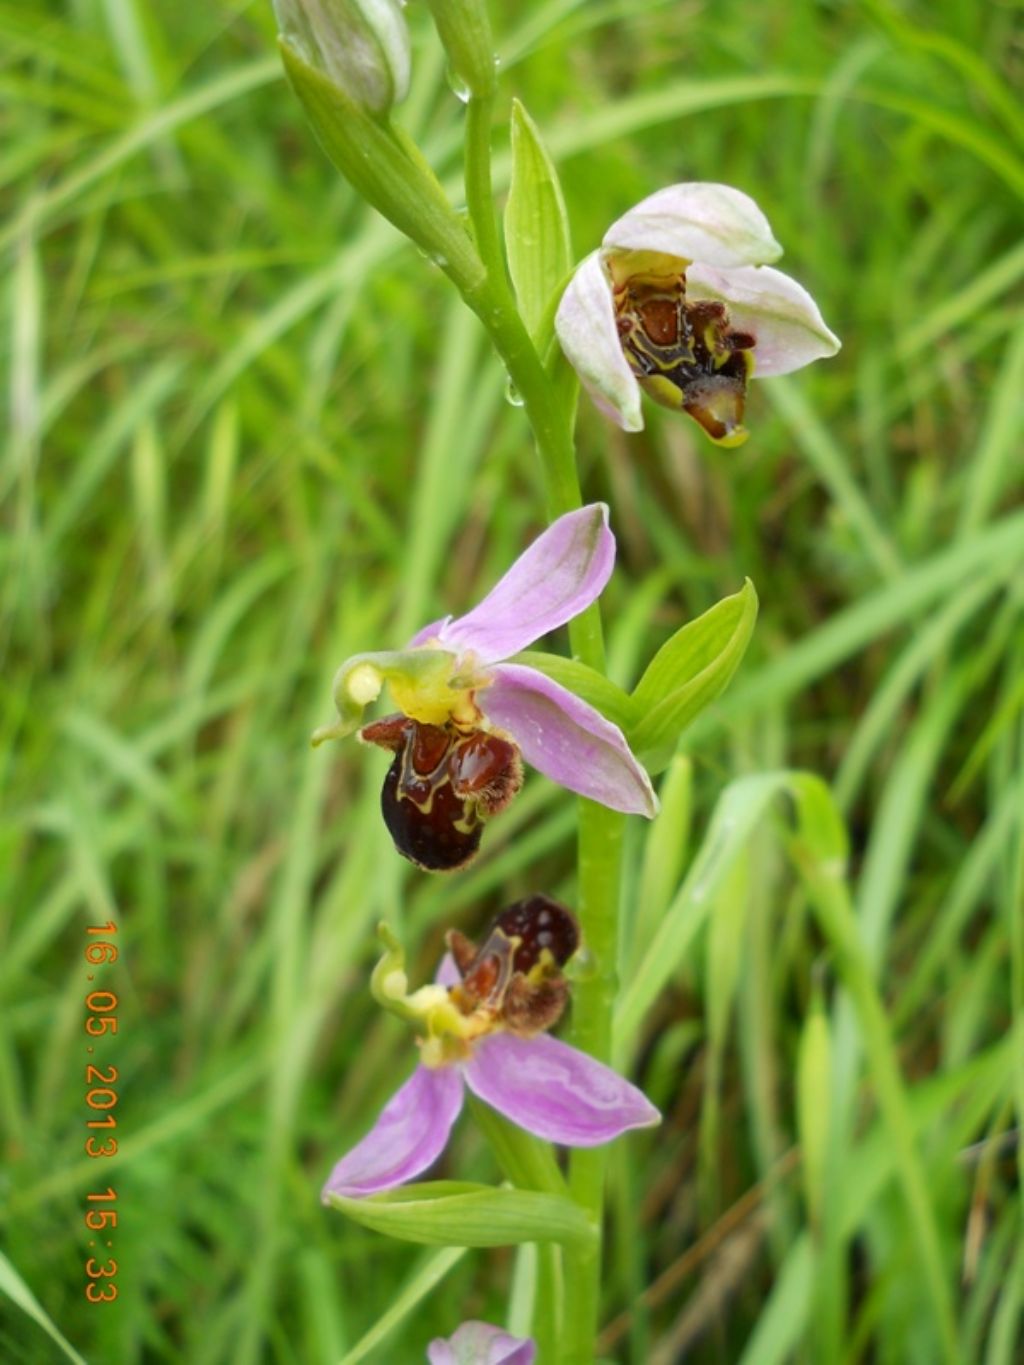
[427, 1322, 536, 1365]
[322, 900, 660, 1201]
[314, 504, 657, 870]
[555, 182, 840, 446]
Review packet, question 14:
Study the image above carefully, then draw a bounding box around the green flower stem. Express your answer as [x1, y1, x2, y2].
[456, 90, 586, 535]
[459, 268, 619, 1356]
[531, 1244, 562, 1365]
[458, 267, 605, 675]
[456, 91, 625, 1364]
[464, 95, 506, 294]
[562, 803, 626, 1362]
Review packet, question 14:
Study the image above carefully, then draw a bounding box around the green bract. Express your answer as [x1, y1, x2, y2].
[325, 1181, 597, 1248]
[277, 41, 485, 291]
[505, 100, 573, 347]
[628, 578, 759, 769]
[519, 580, 759, 775]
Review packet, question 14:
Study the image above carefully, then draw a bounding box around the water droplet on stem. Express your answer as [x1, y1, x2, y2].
[445, 64, 471, 103]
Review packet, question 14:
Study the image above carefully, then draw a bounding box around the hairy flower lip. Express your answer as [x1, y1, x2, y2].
[555, 182, 841, 437]
[316, 505, 658, 819]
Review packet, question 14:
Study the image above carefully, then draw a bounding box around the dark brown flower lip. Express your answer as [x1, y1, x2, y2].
[362, 714, 523, 871]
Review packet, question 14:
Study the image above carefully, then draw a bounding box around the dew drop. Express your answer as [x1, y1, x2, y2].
[504, 377, 524, 407]
[445, 63, 471, 103]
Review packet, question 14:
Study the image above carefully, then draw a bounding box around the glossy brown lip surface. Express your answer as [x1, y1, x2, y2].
[363, 715, 523, 871]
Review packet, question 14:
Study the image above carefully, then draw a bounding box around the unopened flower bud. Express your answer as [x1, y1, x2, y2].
[273, 0, 410, 115]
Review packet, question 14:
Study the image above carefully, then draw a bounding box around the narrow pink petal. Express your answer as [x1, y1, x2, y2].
[427, 1321, 536, 1365]
[434, 506, 616, 664]
[480, 663, 657, 817]
[686, 262, 840, 376]
[555, 252, 644, 431]
[464, 1033, 660, 1146]
[322, 1063, 464, 1199]
[602, 182, 783, 268]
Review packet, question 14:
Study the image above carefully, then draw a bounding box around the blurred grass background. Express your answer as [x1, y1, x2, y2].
[2, 0, 1022, 1361]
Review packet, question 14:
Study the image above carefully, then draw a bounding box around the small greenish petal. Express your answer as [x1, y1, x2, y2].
[369, 924, 473, 1033]
[369, 922, 413, 1017]
[311, 647, 457, 745]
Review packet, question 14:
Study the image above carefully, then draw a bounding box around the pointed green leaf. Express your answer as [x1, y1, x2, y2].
[325, 1180, 596, 1248]
[513, 650, 638, 732]
[629, 580, 758, 768]
[504, 99, 572, 344]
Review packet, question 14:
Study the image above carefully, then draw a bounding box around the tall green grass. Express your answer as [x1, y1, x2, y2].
[2, 0, 1021, 1360]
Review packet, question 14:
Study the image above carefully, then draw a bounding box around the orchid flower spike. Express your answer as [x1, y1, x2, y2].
[555, 182, 841, 447]
[427, 1322, 536, 1365]
[322, 898, 660, 1200]
[314, 504, 657, 870]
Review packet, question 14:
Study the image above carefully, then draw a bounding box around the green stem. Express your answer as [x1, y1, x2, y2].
[465, 276, 584, 520]
[457, 90, 585, 532]
[561, 803, 625, 1361]
[465, 269, 619, 1354]
[464, 95, 506, 288]
[457, 91, 626, 1365]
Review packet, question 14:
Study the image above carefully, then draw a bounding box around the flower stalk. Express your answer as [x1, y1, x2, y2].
[449, 90, 628, 1358]
[454, 92, 629, 1364]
